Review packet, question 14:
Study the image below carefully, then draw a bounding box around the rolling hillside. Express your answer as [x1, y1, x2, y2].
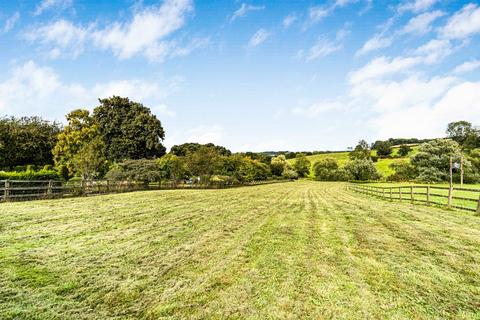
[289, 145, 419, 178]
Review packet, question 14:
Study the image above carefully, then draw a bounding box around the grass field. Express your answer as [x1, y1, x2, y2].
[290, 145, 419, 178]
[1, 181, 480, 319]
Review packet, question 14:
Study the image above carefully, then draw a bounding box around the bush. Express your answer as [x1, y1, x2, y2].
[105, 159, 161, 184]
[387, 161, 416, 182]
[270, 155, 289, 176]
[293, 153, 311, 177]
[238, 158, 270, 182]
[282, 169, 298, 180]
[344, 159, 380, 181]
[0, 169, 61, 181]
[398, 144, 412, 157]
[313, 158, 339, 181]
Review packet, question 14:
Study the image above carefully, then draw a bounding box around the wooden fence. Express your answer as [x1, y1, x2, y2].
[348, 183, 480, 214]
[0, 179, 291, 203]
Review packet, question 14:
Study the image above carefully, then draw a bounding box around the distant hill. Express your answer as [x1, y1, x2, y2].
[288, 145, 420, 178]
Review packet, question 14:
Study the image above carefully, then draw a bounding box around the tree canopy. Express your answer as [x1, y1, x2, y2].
[94, 96, 166, 161]
[0, 116, 61, 169]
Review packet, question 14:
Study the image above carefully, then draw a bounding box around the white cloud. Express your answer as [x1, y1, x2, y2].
[398, 0, 438, 13]
[372, 81, 480, 139]
[453, 60, 480, 74]
[282, 14, 297, 28]
[34, 0, 73, 16]
[309, 6, 330, 23]
[304, 26, 349, 61]
[2, 12, 20, 34]
[306, 39, 342, 61]
[402, 10, 445, 34]
[248, 29, 269, 47]
[230, 3, 265, 22]
[24, 0, 201, 62]
[414, 39, 453, 63]
[348, 56, 422, 84]
[0, 61, 178, 120]
[440, 3, 480, 39]
[93, 0, 193, 60]
[24, 19, 91, 58]
[356, 34, 392, 56]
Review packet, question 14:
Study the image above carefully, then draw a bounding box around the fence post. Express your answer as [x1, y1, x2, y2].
[476, 192, 480, 215]
[47, 180, 53, 197]
[426, 186, 430, 206]
[410, 186, 414, 204]
[399, 187, 402, 202]
[4, 180, 10, 201]
[448, 184, 453, 209]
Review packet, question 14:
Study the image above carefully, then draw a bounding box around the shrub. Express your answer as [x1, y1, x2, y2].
[157, 154, 187, 181]
[387, 161, 416, 182]
[375, 141, 392, 157]
[282, 169, 299, 180]
[270, 155, 289, 176]
[313, 158, 339, 181]
[344, 159, 380, 181]
[398, 144, 412, 157]
[238, 158, 270, 182]
[0, 169, 61, 181]
[105, 159, 161, 184]
[294, 153, 311, 177]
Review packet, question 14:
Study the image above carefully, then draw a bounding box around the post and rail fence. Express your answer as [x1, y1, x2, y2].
[348, 183, 480, 214]
[0, 179, 292, 203]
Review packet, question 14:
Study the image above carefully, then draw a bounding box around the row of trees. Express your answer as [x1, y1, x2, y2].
[104, 147, 311, 184]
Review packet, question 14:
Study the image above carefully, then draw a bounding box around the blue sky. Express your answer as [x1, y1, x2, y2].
[0, 0, 480, 151]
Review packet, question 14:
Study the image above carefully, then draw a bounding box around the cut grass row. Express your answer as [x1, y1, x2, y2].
[1, 181, 479, 319]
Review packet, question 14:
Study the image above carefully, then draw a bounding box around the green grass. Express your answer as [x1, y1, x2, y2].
[1, 181, 480, 319]
[290, 145, 420, 178]
[364, 182, 480, 211]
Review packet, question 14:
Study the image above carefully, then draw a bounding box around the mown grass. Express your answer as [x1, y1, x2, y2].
[289, 146, 419, 178]
[1, 181, 479, 319]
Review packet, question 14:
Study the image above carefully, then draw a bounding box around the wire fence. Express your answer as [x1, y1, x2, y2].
[348, 183, 480, 214]
[0, 179, 292, 203]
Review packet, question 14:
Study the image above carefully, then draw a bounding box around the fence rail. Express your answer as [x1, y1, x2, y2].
[0, 179, 291, 203]
[348, 183, 480, 214]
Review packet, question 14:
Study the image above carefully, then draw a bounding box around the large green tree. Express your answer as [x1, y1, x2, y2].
[294, 153, 311, 177]
[0, 116, 61, 169]
[93, 96, 166, 161]
[170, 143, 231, 157]
[411, 139, 464, 182]
[349, 140, 371, 160]
[446, 121, 480, 151]
[52, 109, 104, 176]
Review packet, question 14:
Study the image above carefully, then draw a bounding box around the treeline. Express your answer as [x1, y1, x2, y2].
[0, 96, 308, 183]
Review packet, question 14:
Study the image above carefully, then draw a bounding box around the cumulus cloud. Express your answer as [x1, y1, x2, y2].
[440, 3, 480, 39]
[248, 29, 269, 47]
[24, 0, 200, 62]
[24, 19, 91, 58]
[93, 0, 193, 60]
[230, 3, 264, 22]
[0, 61, 179, 120]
